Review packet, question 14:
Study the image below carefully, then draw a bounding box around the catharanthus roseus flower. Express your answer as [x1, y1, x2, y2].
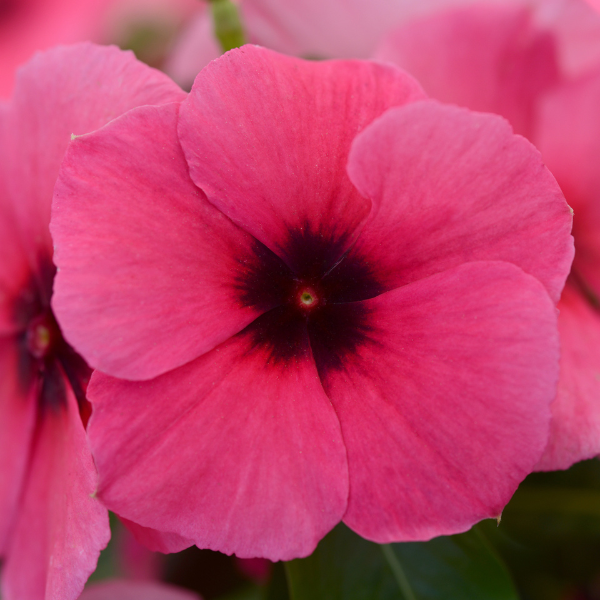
[534, 66, 600, 469]
[0, 43, 184, 600]
[374, 1, 600, 470]
[52, 46, 573, 560]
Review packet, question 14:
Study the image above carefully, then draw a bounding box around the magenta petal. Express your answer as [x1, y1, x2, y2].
[375, 5, 558, 138]
[536, 66, 600, 300]
[2, 390, 110, 600]
[88, 328, 347, 561]
[80, 580, 200, 600]
[179, 45, 425, 272]
[318, 261, 559, 542]
[5, 43, 185, 263]
[537, 283, 600, 470]
[120, 518, 194, 554]
[347, 100, 573, 303]
[52, 103, 270, 380]
[163, 7, 221, 90]
[0, 107, 32, 336]
[0, 339, 37, 555]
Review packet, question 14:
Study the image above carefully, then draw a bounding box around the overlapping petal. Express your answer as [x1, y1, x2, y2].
[316, 262, 559, 541]
[178, 45, 425, 274]
[53, 102, 275, 381]
[538, 283, 600, 470]
[375, 4, 558, 138]
[535, 66, 600, 300]
[5, 43, 185, 267]
[0, 340, 37, 555]
[346, 101, 573, 303]
[87, 321, 347, 560]
[121, 519, 194, 554]
[1, 389, 110, 600]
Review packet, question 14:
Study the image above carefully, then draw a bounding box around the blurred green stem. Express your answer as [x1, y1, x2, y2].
[380, 544, 418, 600]
[208, 0, 246, 52]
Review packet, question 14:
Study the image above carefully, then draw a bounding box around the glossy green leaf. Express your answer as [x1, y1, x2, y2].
[285, 523, 518, 600]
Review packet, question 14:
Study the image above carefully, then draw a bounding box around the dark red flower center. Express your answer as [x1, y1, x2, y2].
[238, 229, 384, 374]
[14, 256, 91, 419]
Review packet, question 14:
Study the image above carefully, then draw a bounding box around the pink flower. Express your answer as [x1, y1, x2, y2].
[374, 1, 600, 470]
[375, 4, 560, 139]
[51, 46, 573, 560]
[534, 66, 600, 469]
[0, 43, 184, 600]
[0, 0, 116, 98]
[0, 0, 201, 98]
[80, 580, 200, 600]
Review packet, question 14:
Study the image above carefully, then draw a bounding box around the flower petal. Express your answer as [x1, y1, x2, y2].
[1, 387, 110, 600]
[52, 103, 272, 381]
[0, 105, 32, 336]
[535, 66, 600, 300]
[538, 283, 600, 470]
[80, 580, 200, 600]
[120, 518, 194, 554]
[0, 338, 37, 555]
[5, 42, 185, 267]
[88, 318, 347, 561]
[346, 101, 573, 303]
[163, 7, 222, 90]
[315, 261, 559, 542]
[375, 4, 558, 138]
[178, 45, 424, 273]
[242, 0, 410, 58]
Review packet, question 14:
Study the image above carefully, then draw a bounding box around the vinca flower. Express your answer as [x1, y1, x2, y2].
[0, 43, 184, 600]
[51, 46, 573, 560]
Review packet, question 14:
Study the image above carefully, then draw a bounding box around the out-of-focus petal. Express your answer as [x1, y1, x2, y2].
[163, 7, 221, 90]
[376, 5, 558, 138]
[0, 339, 37, 555]
[535, 65, 600, 299]
[538, 283, 600, 470]
[2, 389, 110, 600]
[120, 518, 193, 554]
[80, 580, 200, 600]
[5, 43, 185, 264]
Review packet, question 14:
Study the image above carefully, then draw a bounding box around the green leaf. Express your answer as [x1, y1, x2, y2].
[285, 523, 519, 600]
[209, 0, 246, 52]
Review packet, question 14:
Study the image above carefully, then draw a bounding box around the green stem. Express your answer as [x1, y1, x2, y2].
[208, 0, 246, 52]
[381, 544, 418, 600]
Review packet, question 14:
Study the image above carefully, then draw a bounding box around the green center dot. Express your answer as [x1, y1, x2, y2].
[301, 292, 315, 305]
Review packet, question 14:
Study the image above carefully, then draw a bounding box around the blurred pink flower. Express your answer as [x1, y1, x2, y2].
[375, 1, 600, 470]
[80, 580, 200, 600]
[52, 46, 572, 559]
[534, 66, 600, 469]
[0, 0, 110, 97]
[0, 43, 184, 600]
[0, 0, 202, 98]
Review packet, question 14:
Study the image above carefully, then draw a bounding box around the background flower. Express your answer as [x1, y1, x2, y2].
[0, 43, 185, 600]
